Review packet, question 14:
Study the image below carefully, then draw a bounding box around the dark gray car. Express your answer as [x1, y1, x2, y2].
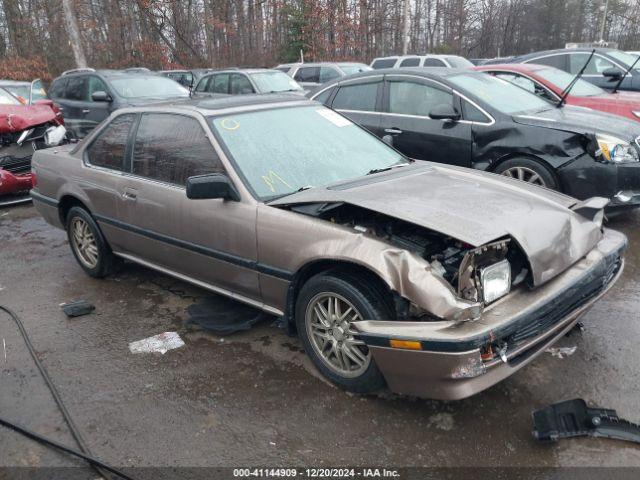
[508, 48, 640, 92]
[48, 68, 190, 138]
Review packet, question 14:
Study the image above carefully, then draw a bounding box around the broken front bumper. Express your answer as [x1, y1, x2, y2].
[558, 156, 640, 209]
[353, 228, 627, 400]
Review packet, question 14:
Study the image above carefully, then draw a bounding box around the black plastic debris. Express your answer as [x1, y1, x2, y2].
[186, 296, 268, 335]
[533, 398, 640, 444]
[60, 300, 95, 318]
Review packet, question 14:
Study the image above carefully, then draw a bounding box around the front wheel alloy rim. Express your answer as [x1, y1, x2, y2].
[70, 217, 99, 268]
[305, 293, 371, 378]
[501, 166, 546, 186]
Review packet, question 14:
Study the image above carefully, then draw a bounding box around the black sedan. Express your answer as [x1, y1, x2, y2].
[310, 68, 640, 210]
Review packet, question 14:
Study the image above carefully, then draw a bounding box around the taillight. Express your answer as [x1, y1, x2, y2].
[31, 170, 37, 188]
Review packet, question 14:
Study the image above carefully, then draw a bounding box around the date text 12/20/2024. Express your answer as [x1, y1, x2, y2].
[233, 468, 401, 478]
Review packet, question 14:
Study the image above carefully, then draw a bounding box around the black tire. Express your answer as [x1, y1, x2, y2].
[295, 272, 393, 394]
[494, 157, 559, 190]
[65, 206, 118, 278]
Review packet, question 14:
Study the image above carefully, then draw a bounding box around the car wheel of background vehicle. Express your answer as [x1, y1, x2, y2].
[494, 157, 558, 189]
[66, 206, 118, 278]
[295, 272, 392, 394]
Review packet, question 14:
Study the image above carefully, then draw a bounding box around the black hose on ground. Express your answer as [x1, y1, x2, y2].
[0, 305, 135, 480]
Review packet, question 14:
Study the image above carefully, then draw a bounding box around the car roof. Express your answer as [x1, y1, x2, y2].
[476, 63, 547, 73]
[0, 80, 30, 86]
[122, 93, 315, 115]
[325, 67, 472, 81]
[514, 47, 618, 61]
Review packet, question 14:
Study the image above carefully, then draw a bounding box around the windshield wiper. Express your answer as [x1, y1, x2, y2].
[557, 49, 595, 108]
[296, 185, 313, 192]
[366, 160, 412, 176]
[611, 55, 640, 94]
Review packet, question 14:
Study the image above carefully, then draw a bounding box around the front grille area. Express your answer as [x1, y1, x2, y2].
[504, 253, 622, 346]
[0, 142, 36, 173]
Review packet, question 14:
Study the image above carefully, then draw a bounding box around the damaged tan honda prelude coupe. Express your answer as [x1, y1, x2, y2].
[31, 95, 626, 400]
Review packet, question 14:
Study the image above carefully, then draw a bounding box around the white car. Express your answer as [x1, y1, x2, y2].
[370, 54, 473, 69]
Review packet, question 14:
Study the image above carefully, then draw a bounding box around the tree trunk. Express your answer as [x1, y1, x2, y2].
[61, 0, 87, 67]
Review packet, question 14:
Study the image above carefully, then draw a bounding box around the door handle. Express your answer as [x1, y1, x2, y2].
[122, 188, 137, 201]
[384, 128, 403, 135]
[82, 109, 91, 114]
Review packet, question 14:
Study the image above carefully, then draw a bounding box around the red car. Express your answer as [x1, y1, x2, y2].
[475, 63, 640, 122]
[0, 87, 66, 203]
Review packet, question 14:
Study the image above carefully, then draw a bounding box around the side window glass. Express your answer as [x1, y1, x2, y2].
[212, 74, 230, 93]
[388, 81, 452, 117]
[132, 114, 225, 185]
[230, 74, 254, 94]
[65, 76, 88, 101]
[495, 73, 536, 93]
[88, 76, 108, 100]
[86, 114, 135, 170]
[530, 54, 567, 71]
[371, 59, 397, 69]
[423, 58, 446, 67]
[294, 67, 320, 83]
[332, 83, 378, 111]
[319, 67, 341, 83]
[461, 99, 490, 123]
[49, 79, 67, 98]
[570, 54, 616, 74]
[313, 87, 334, 105]
[195, 77, 210, 92]
[400, 57, 421, 67]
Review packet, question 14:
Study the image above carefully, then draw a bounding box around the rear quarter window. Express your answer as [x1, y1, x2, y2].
[86, 114, 135, 170]
[371, 59, 397, 69]
[332, 82, 378, 111]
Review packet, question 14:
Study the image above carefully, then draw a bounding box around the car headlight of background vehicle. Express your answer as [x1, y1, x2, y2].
[480, 260, 511, 303]
[595, 133, 639, 163]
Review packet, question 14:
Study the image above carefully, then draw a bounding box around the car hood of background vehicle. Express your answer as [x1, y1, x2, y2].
[269, 163, 603, 286]
[0, 104, 58, 133]
[513, 105, 640, 140]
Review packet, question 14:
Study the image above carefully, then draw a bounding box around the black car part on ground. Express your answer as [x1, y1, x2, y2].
[186, 295, 269, 335]
[0, 305, 135, 480]
[533, 398, 640, 444]
[60, 299, 96, 317]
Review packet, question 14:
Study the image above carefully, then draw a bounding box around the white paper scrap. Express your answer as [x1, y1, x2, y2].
[129, 332, 185, 355]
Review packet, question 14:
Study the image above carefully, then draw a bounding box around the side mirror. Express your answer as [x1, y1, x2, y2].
[429, 104, 461, 122]
[186, 173, 240, 201]
[91, 91, 112, 102]
[603, 68, 623, 81]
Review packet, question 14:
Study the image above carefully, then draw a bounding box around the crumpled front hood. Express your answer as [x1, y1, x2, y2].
[269, 163, 604, 286]
[513, 105, 640, 141]
[0, 104, 58, 133]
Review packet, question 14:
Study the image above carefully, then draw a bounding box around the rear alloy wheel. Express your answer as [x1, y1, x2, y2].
[295, 273, 391, 394]
[494, 157, 558, 190]
[66, 206, 119, 278]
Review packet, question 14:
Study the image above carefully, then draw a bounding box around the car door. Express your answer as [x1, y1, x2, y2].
[118, 112, 260, 300]
[230, 73, 255, 95]
[83, 75, 113, 130]
[81, 113, 137, 252]
[294, 66, 321, 89]
[59, 75, 90, 138]
[379, 75, 472, 166]
[329, 78, 382, 137]
[568, 52, 632, 91]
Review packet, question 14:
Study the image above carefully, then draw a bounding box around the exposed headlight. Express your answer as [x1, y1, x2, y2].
[480, 260, 511, 303]
[633, 111, 640, 118]
[595, 133, 639, 163]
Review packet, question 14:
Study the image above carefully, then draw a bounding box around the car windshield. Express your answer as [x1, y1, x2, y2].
[446, 57, 474, 68]
[209, 106, 405, 200]
[249, 71, 303, 93]
[109, 76, 189, 98]
[339, 64, 372, 75]
[536, 68, 605, 96]
[3, 85, 30, 103]
[607, 51, 640, 72]
[449, 72, 552, 114]
[0, 87, 21, 105]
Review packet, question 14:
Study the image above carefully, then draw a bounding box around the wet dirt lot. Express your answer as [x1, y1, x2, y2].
[1, 204, 639, 475]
